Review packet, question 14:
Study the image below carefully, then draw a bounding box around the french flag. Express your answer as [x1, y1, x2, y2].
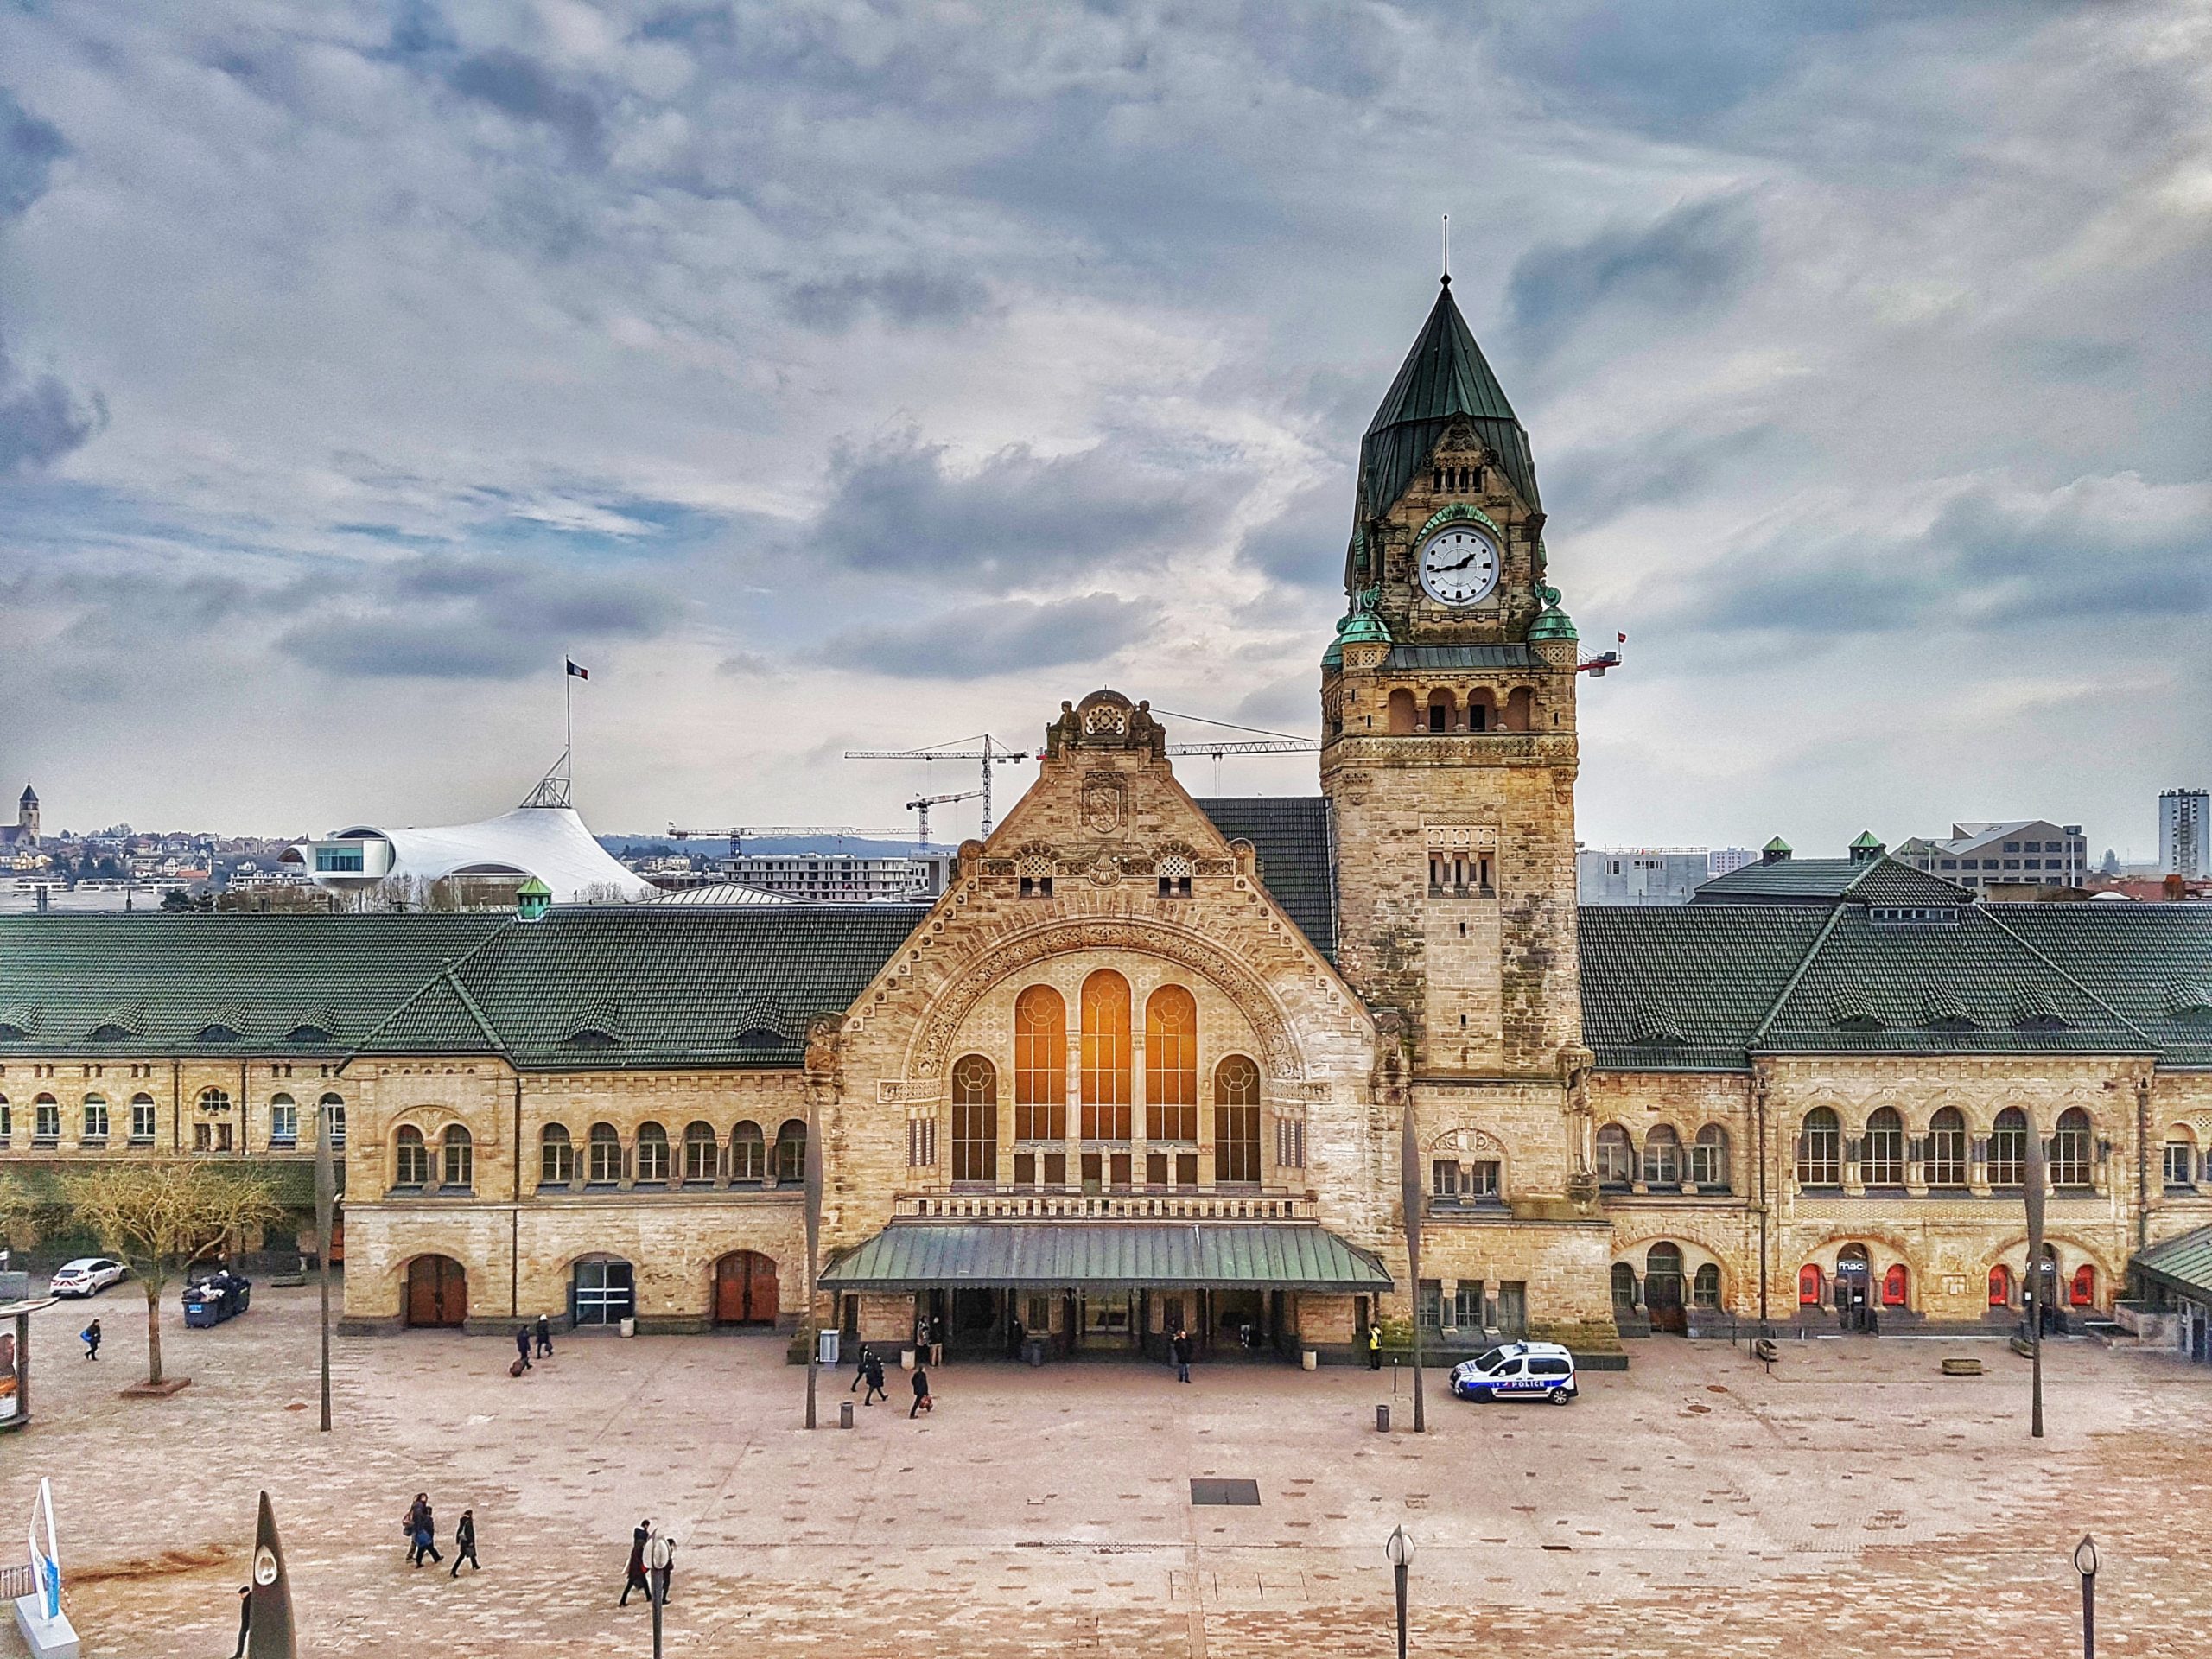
[566, 659, 589, 681]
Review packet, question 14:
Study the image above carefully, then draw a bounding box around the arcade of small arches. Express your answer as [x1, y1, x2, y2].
[1610, 1238, 1727, 1332]
[0, 1086, 346, 1154]
[930, 969, 1293, 1193]
[397, 1245, 785, 1331]
[1791, 1104, 2104, 1192]
[384, 1116, 812, 1195]
[1595, 1121, 1732, 1194]
[1792, 1239, 2109, 1321]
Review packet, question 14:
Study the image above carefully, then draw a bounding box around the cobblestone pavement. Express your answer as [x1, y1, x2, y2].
[5, 1287, 2208, 1656]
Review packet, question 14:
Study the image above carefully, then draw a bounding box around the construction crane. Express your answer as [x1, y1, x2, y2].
[906, 791, 984, 849]
[1155, 708, 1319, 759]
[844, 736, 1032, 836]
[666, 823, 902, 857]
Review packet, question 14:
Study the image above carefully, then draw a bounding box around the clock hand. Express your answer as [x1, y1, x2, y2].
[1434, 552, 1478, 572]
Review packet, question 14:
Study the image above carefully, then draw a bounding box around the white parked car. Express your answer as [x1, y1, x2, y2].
[48, 1258, 128, 1297]
[1450, 1340, 1579, 1404]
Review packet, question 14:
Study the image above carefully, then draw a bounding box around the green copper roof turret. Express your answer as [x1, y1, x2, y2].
[1764, 836, 1792, 854]
[1525, 580, 1576, 643]
[1361, 276, 1539, 517]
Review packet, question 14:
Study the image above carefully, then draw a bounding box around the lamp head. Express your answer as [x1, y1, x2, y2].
[2074, 1535, 2098, 1577]
[1384, 1524, 1415, 1567]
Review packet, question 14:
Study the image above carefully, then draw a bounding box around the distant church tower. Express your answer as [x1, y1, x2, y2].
[1319, 276, 1585, 1083]
[16, 785, 37, 845]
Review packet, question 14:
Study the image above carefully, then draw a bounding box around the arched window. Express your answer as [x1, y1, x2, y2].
[1990, 1108, 2028, 1187]
[1213, 1055, 1262, 1185]
[1882, 1263, 1909, 1307]
[1014, 985, 1067, 1142]
[730, 1120, 765, 1184]
[635, 1122, 671, 1183]
[1798, 1263, 1824, 1306]
[1466, 690, 1494, 733]
[951, 1055, 999, 1185]
[394, 1125, 429, 1186]
[2069, 1264, 2096, 1308]
[540, 1124, 574, 1185]
[1079, 970, 1132, 1141]
[1797, 1109, 1840, 1186]
[442, 1125, 474, 1189]
[774, 1118, 807, 1184]
[1691, 1123, 1730, 1191]
[321, 1093, 346, 1147]
[683, 1121, 719, 1183]
[587, 1122, 622, 1185]
[1928, 1107, 1967, 1187]
[1386, 688, 1417, 734]
[1426, 690, 1454, 734]
[1611, 1261, 1638, 1308]
[2051, 1107, 2092, 1188]
[1864, 1108, 1904, 1185]
[265, 1092, 295, 1146]
[82, 1094, 110, 1142]
[130, 1092, 156, 1143]
[1646, 1242, 1684, 1279]
[1595, 1124, 1634, 1188]
[1504, 686, 1534, 731]
[2165, 1127, 2199, 1191]
[1693, 1262, 1721, 1309]
[1987, 1263, 2012, 1306]
[1145, 986, 1198, 1141]
[0, 1094, 10, 1142]
[1642, 1124, 1682, 1187]
[33, 1094, 60, 1142]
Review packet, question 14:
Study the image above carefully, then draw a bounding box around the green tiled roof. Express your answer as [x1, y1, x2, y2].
[1694, 854, 1970, 906]
[1578, 905, 1834, 1071]
[1196, 797, 1336, 962]
[2136, 1224, 2212, 1300]
[821, 1221, 1392, 1291]
[1361, 280, 1539, 515]
[1990, 904, 2212, 1068]
[1383, 644, 1546, 671]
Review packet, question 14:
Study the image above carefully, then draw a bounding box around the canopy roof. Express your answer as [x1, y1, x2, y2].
[820, 1222, 1393, 1292]
[298, 805, 655, 904]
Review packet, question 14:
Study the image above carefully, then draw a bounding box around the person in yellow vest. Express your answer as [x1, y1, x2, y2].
[1366, 1324, 1382, 1370]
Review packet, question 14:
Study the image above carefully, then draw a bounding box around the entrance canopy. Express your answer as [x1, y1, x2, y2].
[821, 1222, 1391, 1293]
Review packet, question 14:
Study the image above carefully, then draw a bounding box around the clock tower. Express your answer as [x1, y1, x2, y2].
[1320, 276, 1586, 1096]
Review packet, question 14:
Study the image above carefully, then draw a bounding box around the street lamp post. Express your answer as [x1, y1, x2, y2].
[646, 1532, 672, 1659]
[1384, 1525, 1414, 1659]
[2073, 1535, 2098, 1659]
[2025, 1122, 2047, 1439]
[314, 1098, 334, 1433]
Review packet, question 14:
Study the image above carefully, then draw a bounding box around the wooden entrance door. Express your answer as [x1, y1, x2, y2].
[714, 1251, 779, 1325]
[404, 1255, 467, 1327]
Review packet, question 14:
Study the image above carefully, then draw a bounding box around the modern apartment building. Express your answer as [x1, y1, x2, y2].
[1894, 821, 2087, 893]
[2163, 789, 2209, 879]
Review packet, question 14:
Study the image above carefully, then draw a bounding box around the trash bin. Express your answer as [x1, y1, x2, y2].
[1022, 1335, 1047, 1368]
[619, 1316, 637, 1338]
[818, 1328, 841, 1367]
[182, 1289, 219, 1329]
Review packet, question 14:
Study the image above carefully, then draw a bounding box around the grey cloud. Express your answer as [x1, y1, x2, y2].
[815, 431, 1227, 586]
[0, 88, 66, 219]
[446, 49, 606, 163]
[821, 594, 1155, 679]
[780, 267, 995, 332]
[1543, 422, 1793, 526]
[1237, 485, 1349, 589]
[0, 340, 107, 475]
[1508, 194, 1759, 352]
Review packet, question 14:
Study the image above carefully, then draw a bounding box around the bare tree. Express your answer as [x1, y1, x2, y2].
[64, 1162, 284, 1388]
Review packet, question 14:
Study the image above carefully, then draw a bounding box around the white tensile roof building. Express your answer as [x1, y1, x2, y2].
[285, 802, 656, 905]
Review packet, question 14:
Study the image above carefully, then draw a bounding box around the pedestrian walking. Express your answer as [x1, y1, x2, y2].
[849, 1342, 872, 1392]
[619, 1518, 651, 1606]
[1171, 1326, 1193, 1384]
[514, 1325, 532, 1371]
[1367, 1324, 1382, 1370]
[861, 1349, 887, 1406]
[655, 1533, 677, 1605]
[909, 1361, 932, 1418]
[80, 1319, 100, 1361]
[403, 1494, 427, 1563]
[405, 1495, 442, 1567]
[535, 1313, 553, 1357]
[448, 1508, 480, 1576]
[228, 1586, 251, 1658]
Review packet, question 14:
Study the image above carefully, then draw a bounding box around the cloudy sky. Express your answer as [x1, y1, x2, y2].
[0, 2, 2207, 858]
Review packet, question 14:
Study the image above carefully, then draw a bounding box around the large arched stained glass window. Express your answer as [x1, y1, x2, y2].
[1145, 986, 1198, 1142]
[1014, 985, 1066, 1142]
[951, 1055, 999, 1185]
[1080, 970, 1132, 1141]
[1214, 1055, 1262, 1185]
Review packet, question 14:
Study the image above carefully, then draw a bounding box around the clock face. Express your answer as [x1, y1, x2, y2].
[1417, 526, 1501, 607]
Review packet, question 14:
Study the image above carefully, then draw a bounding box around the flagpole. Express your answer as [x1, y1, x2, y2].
[564, 656, 574, 788]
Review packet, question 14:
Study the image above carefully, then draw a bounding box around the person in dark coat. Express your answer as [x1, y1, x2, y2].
[80, 1319, 100, 1361]
[514, 1325, 532, 1370]
[619, 1519, 651, 1605]
[1171, 1326, 1193, 1384]
[861, 1349, 887, 1405]
[448, 1508, 480, 1576]
[228, 1586, 251, 1658]
[408, 1496, 442, 1567]
[849, 1342, 872, 1392]
[535, 1313, 553, 1357]
[909, 1362, 932, 1418]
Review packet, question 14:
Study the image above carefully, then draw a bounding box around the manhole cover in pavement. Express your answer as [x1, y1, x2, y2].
[1190, 1478, 1261, 1507]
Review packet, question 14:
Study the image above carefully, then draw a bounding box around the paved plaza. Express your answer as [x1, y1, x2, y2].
[5, 1286, 2208, 1657]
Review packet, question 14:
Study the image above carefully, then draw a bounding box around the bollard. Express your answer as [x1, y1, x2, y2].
[1376, 1403, 1390, 1433]
[840, 1401, 855, 1429]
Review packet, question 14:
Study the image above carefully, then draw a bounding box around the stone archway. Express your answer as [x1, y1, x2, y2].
[713, 1250, 780, 1327]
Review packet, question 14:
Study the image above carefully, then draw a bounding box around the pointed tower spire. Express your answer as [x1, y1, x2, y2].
[1360, 279, 1538, 521]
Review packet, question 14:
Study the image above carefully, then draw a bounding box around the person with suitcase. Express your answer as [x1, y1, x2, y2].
[909, 1361, 932, 1417]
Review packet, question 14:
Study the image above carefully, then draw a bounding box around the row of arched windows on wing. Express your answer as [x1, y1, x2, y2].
[390, 1119, 810, 1193]
[1385, 686, 1535, 735]
[1595, 1123, 1730, 1192]
[950, 976, 1266, 1186]
[0, 1089, 344, 1148]
[1794, 1106, 2095, 1189]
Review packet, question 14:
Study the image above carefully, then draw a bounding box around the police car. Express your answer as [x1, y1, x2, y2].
[1449, 1340, 1578, 1404]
